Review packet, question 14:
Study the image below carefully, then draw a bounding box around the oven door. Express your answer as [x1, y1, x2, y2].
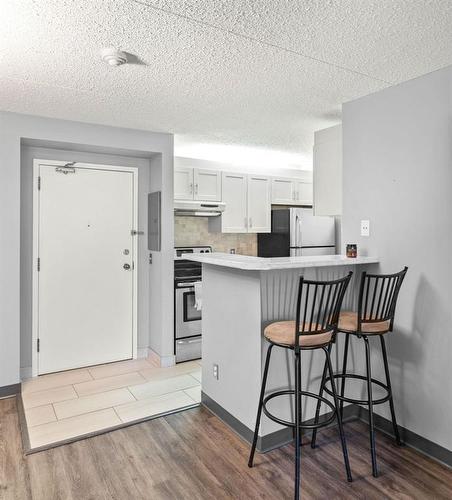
[175, 283, 202, 339]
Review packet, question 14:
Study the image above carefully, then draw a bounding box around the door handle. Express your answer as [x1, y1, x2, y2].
[123, 263, 131, 270]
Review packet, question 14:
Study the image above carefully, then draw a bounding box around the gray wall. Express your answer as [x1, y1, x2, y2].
[342, 66, 452, 452]
[20, 146, 153, 374]
[0, 111, 174, 387]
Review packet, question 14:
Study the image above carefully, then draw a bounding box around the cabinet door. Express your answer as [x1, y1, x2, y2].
[174, 167, 193, 200]
[271, 178, 295, 204]
[247, 175, 271, 233]
[221, 172, 248, 233]
[294, 180, 313, 206]
[193, 169, 222, 201]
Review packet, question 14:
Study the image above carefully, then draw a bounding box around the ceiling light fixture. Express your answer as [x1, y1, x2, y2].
[100, 47, 128, 66]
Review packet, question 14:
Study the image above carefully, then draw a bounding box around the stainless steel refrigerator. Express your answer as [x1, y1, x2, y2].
[257, 208, 336, 257]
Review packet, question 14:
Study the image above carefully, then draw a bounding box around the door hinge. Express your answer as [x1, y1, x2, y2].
[37, 257, 40, 272]
[37, 339, 40, 352]
[38, 176, 41, 190]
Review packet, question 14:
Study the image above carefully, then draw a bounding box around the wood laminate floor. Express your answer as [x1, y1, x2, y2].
[1, 396, 451, 499]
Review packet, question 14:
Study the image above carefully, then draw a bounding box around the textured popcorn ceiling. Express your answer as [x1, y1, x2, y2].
[1, 1, 451, 168]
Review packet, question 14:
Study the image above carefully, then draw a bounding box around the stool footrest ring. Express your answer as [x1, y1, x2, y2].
[324, 374, 391, 405]
[262, 389, 336, 430]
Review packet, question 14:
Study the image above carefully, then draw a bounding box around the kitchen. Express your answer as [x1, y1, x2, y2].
[173, 126, 339, 364]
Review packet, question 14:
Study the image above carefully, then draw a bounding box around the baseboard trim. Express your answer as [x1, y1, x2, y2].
[353, 405, 452, 469]
[201, 392, 357, 453]
[137, 347, 150, 359]
[0, 383, 21, 399]
[138, 348, 176, 368]
[21, 367, 32, 380]
[201, 393, 452, 468]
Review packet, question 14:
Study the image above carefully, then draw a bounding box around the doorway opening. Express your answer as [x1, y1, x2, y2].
[32, 160, 138, 376]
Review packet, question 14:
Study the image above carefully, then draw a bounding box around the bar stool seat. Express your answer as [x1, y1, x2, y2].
[264, 321, 333, 347]
[338, 311, 391, 335]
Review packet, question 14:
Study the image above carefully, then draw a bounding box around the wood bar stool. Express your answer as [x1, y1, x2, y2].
[311, 267, 408, 478]
[248, 272, 353, 500]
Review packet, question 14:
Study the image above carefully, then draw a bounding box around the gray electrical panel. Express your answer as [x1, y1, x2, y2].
[148, 191, 161, 251]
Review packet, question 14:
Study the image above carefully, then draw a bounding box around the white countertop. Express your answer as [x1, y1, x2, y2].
[184, 252, 379, 271]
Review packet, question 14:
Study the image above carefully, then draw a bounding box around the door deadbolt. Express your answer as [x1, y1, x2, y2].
[123, 263, 131, 270]
[123, 249, 129, 255]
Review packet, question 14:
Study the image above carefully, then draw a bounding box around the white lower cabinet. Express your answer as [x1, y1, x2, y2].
[211, 173, 271, 233]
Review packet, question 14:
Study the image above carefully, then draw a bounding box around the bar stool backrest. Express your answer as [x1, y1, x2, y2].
[294, 272, 353, 348]
[357, 267, 408, 332]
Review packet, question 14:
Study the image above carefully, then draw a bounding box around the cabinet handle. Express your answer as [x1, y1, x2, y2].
[189, 183, 193, 195]
[195, 183, 198, 195]
[249, 217, 252, 228]
[244, 217, 248, 229]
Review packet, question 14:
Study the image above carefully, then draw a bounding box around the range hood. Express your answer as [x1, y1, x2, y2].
[174, 200, 226, 217]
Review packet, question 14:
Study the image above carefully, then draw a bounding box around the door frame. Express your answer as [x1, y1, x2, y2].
[32, 159, 139, 377]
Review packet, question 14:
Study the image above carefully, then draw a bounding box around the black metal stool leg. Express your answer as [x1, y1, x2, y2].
[310, 344, 331, 449]
[364, 336, 378, 477]
[380, 336, 402, 446]
[248, 344, 274, 467]
[324, 346, 353, 482]
[339, 333, 350, 419]
[294, 350, 302, 500]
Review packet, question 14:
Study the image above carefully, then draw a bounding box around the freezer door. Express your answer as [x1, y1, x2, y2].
[290, 247, 336, 257]
[294, 214, 335, 248]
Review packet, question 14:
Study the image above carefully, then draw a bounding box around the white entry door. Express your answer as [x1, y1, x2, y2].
[34, 162, 137, 375]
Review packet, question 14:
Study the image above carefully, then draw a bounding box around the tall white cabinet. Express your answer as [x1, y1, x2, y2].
[212, 173, 271, 233]
[313, 124, 342, 215]
[247, 175, 271, 232]
[220, 172, 248, 232]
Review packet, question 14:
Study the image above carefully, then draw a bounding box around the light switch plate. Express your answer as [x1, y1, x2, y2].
[361, 220, 370, 237]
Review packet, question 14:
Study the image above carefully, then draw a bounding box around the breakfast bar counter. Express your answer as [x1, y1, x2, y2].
[185, 252, 379, 451]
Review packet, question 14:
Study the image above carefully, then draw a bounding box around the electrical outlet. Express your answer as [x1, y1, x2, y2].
[361, 220, 370, 237]
[213, 364, 219, 380]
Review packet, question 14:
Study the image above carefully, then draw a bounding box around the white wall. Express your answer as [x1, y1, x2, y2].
[0, 111, 174, 387]
[175, 156, 313, 181]
[342, 66, 452, 452]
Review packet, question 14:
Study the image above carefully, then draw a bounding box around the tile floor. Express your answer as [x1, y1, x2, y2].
[21, 357, 201, 452]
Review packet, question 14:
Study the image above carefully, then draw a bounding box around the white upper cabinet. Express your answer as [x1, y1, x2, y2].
[193, 168, 222, 201]
[220, 172, 248, 233]
[247, 175, 271, 233]
[313, 124, 342, 215]
[175, 167, 221, 201]
[271, 177, 313, 205]
[294, 180, 313, 206]
[271, 178, 295, 204]
[174, 167, 194, 200]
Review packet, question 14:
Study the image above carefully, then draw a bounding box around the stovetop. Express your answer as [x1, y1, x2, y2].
[174, 246, 212, 283]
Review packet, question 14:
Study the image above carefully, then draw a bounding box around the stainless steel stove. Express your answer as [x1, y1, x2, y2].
[174, 246, 212, 362]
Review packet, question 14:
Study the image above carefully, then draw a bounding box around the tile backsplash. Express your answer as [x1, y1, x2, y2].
[175, 216, 257, 256]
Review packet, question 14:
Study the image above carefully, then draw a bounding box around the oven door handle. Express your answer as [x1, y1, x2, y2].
[177, 337, 202, 345]
[176, 282, 198, 288]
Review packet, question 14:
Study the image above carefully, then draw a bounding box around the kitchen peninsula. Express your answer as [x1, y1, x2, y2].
[185, 253, 379, 451]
